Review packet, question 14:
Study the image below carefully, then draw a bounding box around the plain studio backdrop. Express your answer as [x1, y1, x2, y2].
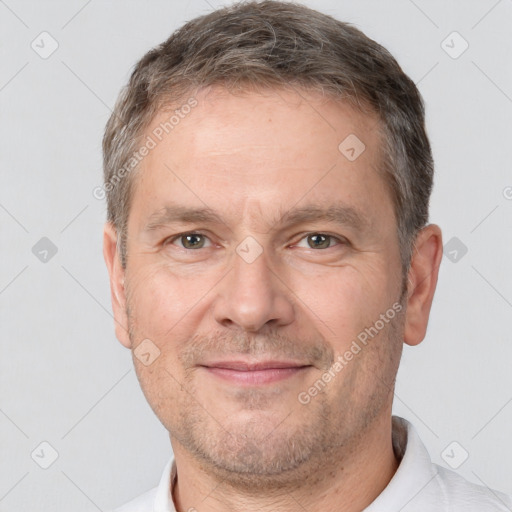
[1, 0, 511, 510]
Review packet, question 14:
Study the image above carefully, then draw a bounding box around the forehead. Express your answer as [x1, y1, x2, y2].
[129, 86, 393, 232]
[146, 85, 381, 165]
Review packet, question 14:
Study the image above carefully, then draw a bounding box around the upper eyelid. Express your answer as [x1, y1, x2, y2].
[165, 231, 211, 246]
[293, 231, 345, 241]
[292, 233, 347, 247]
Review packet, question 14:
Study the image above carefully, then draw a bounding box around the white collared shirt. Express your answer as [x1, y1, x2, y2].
[111, 416, 512, 511]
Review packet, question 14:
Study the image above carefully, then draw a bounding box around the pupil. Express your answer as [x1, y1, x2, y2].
[184, 234, 203, 248]
[310, 234, 328, 249]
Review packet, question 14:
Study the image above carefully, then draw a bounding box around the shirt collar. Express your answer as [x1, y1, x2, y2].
[364, 416, 438, 510]
[152, 457, 176, 512]
[153, 416, 437, 511]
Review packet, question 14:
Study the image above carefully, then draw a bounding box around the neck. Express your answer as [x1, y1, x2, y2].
[170, 414, 399, 512]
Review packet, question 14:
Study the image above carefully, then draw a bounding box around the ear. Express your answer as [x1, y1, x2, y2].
[403, 224, 443, 347]
[103, 222, 131, 348]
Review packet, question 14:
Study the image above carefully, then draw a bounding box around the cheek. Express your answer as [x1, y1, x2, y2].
[125, 263, 213, 341]
[300, 264, 398, 347]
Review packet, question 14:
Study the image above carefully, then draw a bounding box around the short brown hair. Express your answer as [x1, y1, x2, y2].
[103, 0, 434, 273]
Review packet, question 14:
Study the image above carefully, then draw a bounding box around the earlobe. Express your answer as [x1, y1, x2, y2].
[103, 223, 131, 349]
[403, 224, 443, 347]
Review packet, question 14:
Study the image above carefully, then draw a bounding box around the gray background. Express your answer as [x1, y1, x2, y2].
[1, 0, 511, 510]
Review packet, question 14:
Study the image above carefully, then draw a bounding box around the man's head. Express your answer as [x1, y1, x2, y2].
[103, 0, 442, 492]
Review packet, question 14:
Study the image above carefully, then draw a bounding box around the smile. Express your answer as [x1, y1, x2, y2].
[201, 360, 312, 385]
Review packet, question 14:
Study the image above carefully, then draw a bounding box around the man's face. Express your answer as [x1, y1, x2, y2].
[115, 87, 407, 485]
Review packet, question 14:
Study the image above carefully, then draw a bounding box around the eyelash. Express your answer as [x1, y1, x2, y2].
[164, 232, 347, 250]
[164, 232, 213, 249]
[294, 233, 346, 250]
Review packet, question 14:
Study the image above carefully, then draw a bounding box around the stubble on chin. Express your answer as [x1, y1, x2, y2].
[126, 296, 406, 492]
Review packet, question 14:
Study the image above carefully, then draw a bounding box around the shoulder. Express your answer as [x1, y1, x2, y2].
[432, 464, 512, 511]
[107, 456, 175, 512]
[375, 417, 512, 512]
[108, 486, 158, 512]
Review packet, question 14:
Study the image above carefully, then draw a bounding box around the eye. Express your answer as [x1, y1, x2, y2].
[295, 233, 344, 250]
[167, 233, 211, 250]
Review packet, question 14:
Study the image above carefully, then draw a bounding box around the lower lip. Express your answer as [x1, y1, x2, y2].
[205, 366, 309, 385]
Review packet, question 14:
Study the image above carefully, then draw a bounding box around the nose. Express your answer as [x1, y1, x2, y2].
[212, 246, 295, 332]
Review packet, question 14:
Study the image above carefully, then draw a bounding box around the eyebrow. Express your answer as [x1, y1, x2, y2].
[277, 205, 368, 232]
[143, 203, 369, 233]
[144, 205, 225, 231]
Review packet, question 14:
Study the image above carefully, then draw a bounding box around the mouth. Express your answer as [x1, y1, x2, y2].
[200, 360, 312, 385]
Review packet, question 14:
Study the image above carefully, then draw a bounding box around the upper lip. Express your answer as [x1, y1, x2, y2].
[201, 360, 310, 371]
